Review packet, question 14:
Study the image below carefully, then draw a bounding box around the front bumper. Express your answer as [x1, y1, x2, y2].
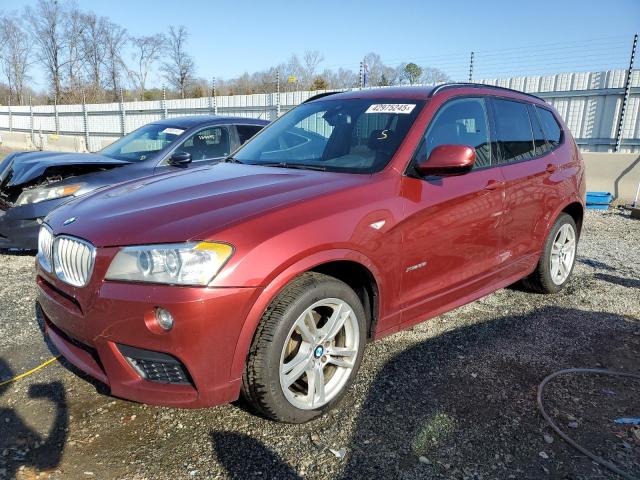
[0, 198, 68, 250]
[37, 267, 261, 408]
[0, 210, 41, 250]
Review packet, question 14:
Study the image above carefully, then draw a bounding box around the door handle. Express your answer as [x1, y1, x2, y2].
[546, 163, 557, 173]
[484, 179, 503, 191]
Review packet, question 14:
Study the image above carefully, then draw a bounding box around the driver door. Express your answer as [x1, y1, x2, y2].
[398, 96, 507, 327]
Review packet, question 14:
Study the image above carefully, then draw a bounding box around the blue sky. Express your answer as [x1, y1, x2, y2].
[5, 0, 640, 89]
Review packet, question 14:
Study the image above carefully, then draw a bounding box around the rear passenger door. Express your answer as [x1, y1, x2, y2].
[491, 97, 558, 264]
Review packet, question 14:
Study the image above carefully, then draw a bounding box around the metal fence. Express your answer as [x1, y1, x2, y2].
[0, 69, 639, 153]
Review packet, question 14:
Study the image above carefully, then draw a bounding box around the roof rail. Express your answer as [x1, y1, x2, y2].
[303, 91, 343, 103]
[429, 82, 544, 102]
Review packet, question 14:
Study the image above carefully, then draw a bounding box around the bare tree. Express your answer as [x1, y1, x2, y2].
[421, 67, 451, 85]
[251, 66, 278, 94]
[102, 20, 128, 101]
[161, 26, 195, 99]
[363, 52, 401, 86]
[130, 34, 165, 100]
[322, 67, 358, 89]
[24, 0, 67, 101]
[80, 12, 107, 99]
[64, 5, 86, 101]
[0, 15, 32, 105]
[302, 50, 323, 87]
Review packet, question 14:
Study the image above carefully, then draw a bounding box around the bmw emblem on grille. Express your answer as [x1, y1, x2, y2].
[63, 217, 77, 226]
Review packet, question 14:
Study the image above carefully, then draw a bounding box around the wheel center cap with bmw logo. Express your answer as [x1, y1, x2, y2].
[314, 345, 324, 358]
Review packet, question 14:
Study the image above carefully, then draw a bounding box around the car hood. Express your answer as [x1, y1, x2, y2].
[0, 151, 131, 187]
[46, 163, 367, 247]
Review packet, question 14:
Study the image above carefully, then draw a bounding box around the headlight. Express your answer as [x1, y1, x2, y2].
[37, 224, 54, 271]
[16, 183, 85, 205]
[105, 242, 234, 286]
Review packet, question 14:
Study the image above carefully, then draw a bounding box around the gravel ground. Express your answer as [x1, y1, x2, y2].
[0, 210, 639, 480]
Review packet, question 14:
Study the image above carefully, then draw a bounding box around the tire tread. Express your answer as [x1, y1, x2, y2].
[241, 272, 342, 422]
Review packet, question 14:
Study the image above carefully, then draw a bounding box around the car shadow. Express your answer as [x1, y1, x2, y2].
[0, 358, 68, 479]
[0, 249, 35, 257]
[576, 257, 617, 272]
[594, 272, 640, 289]
[210, 306, 639, 479]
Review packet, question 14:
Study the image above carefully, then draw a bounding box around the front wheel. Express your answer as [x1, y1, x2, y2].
[242, 272, 366, 423]
[522, 213, 578, 294]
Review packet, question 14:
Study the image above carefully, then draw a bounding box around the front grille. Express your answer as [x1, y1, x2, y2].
[37, 224, 54, 271]
[117, 344, 193, 385]
[53, 235, 96, 287]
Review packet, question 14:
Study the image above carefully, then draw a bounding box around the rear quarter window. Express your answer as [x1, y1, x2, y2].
[536, 106, 563, 147]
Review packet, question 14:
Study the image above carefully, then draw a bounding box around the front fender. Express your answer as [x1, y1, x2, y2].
[228, 248, 382, 382]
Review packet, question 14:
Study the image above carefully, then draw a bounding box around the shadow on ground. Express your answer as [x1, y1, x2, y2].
[595, 272, 640, 289]
[0, 359, 68, 479]
[211, 306, 640, 479]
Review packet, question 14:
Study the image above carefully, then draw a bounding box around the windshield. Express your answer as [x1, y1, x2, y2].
[234, 98, 425, 173]
[100, 124, 186, 161]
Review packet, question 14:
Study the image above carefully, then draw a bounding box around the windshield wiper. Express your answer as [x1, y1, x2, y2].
[224, 156, 245, 164]
[258, 162, 327, 172]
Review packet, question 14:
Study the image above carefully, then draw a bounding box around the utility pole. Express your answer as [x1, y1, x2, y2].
[82, 91, 89, 151]
[29, 95, 34, 145]
[54, 94, 59, 135]
[359, 60, 364, 89]
[614, 33, 637, 152]
[161, 85, 168, 119]
[469, 51, 474, 82]
[118, 88, 126, 137]
[210, 77, 218, 115]
[276, 70, 281, 118]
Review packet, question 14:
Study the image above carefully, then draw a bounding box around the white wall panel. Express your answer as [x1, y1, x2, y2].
[0, 69, 637, 152]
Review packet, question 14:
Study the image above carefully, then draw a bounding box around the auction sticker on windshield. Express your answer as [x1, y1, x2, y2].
[365, 104, 416, 114]
[162, 128, 185, 136]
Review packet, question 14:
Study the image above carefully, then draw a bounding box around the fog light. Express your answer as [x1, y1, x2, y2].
[155, 307, 174, 331]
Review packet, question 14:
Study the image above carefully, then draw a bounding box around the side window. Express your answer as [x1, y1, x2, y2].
[236, 124, 263, 145]
[180, 126, 230, 161]
[493, 99, 536, 163]
[419, 97, 491, 168]
[527, 104, 551, 156]
[536, 106, 563, 147]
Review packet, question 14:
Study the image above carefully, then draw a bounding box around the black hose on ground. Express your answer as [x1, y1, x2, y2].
[537, 368, 640, 480]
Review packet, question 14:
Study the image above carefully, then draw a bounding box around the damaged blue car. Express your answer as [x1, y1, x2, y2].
[0, 116, 267, 250]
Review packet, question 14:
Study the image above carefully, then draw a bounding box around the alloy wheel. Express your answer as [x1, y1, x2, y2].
[279, 298, 360, 410]
[550, 223, 576, 285]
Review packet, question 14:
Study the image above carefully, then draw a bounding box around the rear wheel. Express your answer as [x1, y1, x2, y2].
[522, 213, 577, 293]
[242, 272, 366, 423]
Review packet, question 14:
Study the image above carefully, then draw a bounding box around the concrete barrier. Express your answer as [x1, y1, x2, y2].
[1, 134, 639, 204]
[0, 131, 36, 151]
[41, 134, 88, 153]
[583, 153, 640, 204]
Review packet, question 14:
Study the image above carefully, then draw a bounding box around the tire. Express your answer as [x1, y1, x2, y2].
[522, 213, 578, 294]
[242, 272, 367, 423]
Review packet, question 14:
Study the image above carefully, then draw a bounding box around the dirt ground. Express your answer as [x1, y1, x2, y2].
[0, 208, 639, 480]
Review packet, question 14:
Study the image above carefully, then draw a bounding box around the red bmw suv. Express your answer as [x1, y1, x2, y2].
[36, 84, 585, 423]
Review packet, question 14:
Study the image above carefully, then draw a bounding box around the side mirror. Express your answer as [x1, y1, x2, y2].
[169, 151, 192, 166]
[415, 144, 475, 176]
